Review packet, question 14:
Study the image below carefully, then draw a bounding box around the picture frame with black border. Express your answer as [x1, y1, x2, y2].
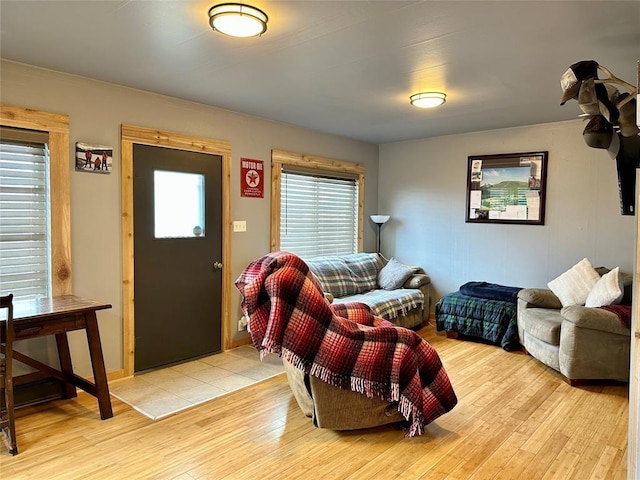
[465, 151, 548, 225]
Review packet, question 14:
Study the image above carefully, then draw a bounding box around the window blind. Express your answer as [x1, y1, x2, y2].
[0, 130, 51, 299]
[280, 170, 358, 258]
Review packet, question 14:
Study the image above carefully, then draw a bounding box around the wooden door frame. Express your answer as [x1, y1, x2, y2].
[630, 168, 640, 478]
[121, 125, 231, 377]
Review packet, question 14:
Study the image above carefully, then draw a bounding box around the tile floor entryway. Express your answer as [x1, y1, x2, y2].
[109, 345, 284, 420]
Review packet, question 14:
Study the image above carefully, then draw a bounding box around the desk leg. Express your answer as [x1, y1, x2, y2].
[55, 333, 78, 399]
[84, 312, 113, 420]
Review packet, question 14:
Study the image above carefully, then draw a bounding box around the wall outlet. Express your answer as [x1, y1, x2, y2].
[238, 315, 248, 332]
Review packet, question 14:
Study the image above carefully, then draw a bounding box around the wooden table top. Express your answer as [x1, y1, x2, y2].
[2, 295, 112, 321]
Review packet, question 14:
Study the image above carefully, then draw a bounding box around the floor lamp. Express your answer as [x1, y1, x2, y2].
[370, 215, 390, 254]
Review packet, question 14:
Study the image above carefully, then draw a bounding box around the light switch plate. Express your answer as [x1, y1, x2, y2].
[233, 220, 247, 232]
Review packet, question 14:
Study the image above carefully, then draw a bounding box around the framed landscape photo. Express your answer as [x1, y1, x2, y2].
[465, 151, 548, 225]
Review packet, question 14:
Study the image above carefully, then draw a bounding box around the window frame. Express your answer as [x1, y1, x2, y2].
[0, 104, 72, 296]
[270, 149, 365, 254]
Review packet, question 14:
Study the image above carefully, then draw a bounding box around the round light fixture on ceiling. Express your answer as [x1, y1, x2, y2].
[410, 92, 447, 108]
[208, 3, 268, 38]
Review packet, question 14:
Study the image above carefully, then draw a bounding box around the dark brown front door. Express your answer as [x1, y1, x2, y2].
[133, 144, 222, 372]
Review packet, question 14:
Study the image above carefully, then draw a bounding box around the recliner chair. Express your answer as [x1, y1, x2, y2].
[283, 359, 404, 430]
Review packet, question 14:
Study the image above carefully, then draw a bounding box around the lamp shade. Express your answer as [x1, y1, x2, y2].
[410, 92, 447, 108]
[370, 215, 390, 225]
[208, 3, 268, 37]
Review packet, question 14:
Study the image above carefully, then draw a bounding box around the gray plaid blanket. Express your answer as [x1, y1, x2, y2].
[305, 253, 424, 321]
[333, 288, 424, 320]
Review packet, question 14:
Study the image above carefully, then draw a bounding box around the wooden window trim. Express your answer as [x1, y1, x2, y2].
[0, 104, 72, 295]
[270, 149, 364, 253]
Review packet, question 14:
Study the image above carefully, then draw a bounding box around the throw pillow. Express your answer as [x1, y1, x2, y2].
[585, 267, 624, 307]
[377, 257, 416, 290]
[547, 258, 600, 307]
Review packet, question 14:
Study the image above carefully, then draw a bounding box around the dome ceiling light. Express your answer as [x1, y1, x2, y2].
[208, 3, 268, 38]
[410, 92, 447, 108]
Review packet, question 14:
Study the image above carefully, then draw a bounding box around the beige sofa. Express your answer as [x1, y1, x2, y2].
[517, 269, 632, 384]
[305, 253, 431, 329]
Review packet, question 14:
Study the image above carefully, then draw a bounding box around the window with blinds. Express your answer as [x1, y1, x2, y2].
[280, 169, 358, 258]
[0, 128, 51, 299]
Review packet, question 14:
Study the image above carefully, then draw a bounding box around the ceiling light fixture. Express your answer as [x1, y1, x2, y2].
[208, 3, 268, 38]
[410, 92, 447, 108]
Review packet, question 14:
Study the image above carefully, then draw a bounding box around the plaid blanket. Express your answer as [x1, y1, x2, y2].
[435, 292, 520, 351]
[598, 304, 632, 329]
[235, 251, 457, 437]
[332, 288, 424, 320]
[305, 253, 424, 321]
[305, 253, 380, 297]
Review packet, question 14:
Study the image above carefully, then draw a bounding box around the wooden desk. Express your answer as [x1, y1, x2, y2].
[1, 295, 113, 420]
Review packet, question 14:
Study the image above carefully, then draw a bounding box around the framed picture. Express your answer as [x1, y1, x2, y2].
[465, 151, 548, 225]
[75, 142, 113, 174]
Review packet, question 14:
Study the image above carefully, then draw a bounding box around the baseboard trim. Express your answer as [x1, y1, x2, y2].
[229, 336, 253, 349]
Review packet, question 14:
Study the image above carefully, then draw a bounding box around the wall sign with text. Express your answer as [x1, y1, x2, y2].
[240, 158, 264, 198]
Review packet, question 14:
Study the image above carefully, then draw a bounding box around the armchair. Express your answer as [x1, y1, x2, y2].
[235, 251, 457, 436]
[517, 269, 632, 385]
[283, 359, 404, 430]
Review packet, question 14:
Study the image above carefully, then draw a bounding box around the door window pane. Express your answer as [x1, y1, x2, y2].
[154, 170, 205, 238]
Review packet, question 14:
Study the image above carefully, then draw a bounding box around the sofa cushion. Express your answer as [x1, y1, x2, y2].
[520, 308, 563, 345]
[403, 273, 431, 289]
[306, 253, 380, 297]
[524, 334, 561, 371]
[518, 288, 563, 309]
[547, 258, 600, 307]
[585, 267, 623, 307]
[377, 257, 417, 290]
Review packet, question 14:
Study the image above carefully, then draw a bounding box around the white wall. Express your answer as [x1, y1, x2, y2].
[379, 120, 635, 307]
[1, 60, 380, 376]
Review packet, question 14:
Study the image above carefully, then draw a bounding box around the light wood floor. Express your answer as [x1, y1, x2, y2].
[0, 325, 628, 479]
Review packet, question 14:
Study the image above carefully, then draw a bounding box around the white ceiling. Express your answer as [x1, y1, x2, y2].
[1, 1, 638, 144]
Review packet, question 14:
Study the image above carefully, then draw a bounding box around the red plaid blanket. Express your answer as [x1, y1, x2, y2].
[598, 304, 632, 329]
[235, 251, 457, 437]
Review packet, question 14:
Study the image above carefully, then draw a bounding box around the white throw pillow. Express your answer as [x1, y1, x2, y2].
[377, 257, 416, 290]
[585, 267, 624, 307]
[547, 258, 600, 307]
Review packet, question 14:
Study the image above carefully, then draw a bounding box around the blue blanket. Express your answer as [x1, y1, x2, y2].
[459, 281, 522, 303]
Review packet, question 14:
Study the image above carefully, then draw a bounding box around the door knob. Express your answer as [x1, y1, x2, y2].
[213, 261, 223, 270]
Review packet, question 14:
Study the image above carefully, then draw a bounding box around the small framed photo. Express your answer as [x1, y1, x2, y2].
[75, 142, 113, 174]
